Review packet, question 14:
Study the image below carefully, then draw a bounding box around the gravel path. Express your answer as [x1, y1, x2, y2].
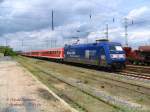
[0, 57, 76, 112]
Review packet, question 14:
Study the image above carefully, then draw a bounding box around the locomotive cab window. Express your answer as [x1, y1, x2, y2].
[109, 45, 123, 51]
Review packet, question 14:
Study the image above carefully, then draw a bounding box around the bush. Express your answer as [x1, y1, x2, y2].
[0, 46, 17, 56]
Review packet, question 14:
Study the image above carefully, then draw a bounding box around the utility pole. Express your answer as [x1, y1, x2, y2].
[46, 37, 49, 48]
[50, 40, 52, 48]
[51, 10, 54, 31]
[5, 38, 8, 47]
[54, 39, 57, 47]
[124, 18, 128, 47]
[21, 39, 24, 51]
[89, 10, 92, 19]
[105, 24, 109, 40]
[5, 38, 9, 47]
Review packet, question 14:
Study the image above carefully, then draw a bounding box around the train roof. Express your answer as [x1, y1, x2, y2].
[139, 46, 150, 52]
[25, 48, 64, 53]
[65, 41, 121, 48]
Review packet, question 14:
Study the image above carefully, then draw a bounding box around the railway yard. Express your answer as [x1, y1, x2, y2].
[0, 1, 150, 112]
[0, 39, 149, 112]
[8, 56, 149, 112]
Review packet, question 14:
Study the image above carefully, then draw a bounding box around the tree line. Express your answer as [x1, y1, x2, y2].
[0, 46, 17, 56]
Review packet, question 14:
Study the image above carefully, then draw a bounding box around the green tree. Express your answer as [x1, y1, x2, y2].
[0, 46, 17, 56]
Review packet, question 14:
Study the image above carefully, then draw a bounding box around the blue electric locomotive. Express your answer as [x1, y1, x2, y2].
[64, 40, 126, 69]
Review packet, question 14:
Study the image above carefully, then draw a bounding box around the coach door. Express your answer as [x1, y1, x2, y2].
[100, 47, 107, 65]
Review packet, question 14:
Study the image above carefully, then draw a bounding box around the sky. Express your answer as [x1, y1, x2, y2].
[0, 0, 150, 51]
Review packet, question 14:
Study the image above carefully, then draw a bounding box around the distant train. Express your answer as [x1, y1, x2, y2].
[123, 46, 150, 65]
[22, 40, 126, 70]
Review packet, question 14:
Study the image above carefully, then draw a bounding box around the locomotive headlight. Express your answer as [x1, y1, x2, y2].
[110, 54, 118, 58]
[118, 54, 125, 58]
[110, 54, 125, 59]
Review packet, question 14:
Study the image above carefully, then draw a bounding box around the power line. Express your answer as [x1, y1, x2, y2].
[105, 24, 109, 40]
[124, 18, 128, 47]
[51, 10, 54, 31]
[5, 38, 9, 47]
[21, 39, 24, 50]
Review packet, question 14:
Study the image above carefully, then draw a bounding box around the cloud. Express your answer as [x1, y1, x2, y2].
[3, 23, 86, 51]
[0, 0, 121, 35]
[0, 0, 150, 50]
[129, 30, 150, 45]
[123, 6, 150, 48]
[0, 0, 4, 3]
[127, 6, 150, 27]
[127, 6, 149, 19]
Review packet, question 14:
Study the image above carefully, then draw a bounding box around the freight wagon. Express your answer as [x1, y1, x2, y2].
[123, 46, 150, 65]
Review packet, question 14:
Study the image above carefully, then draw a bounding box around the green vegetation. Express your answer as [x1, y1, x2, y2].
[15, 56, 119, 112]
[15, 56, 150, 112]
[0, 46, 17, 56]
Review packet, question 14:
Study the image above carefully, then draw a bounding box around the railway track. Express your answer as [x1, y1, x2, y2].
[120, 70, 150, 80]
[16, 57, 121, 112]
[127, 65, 150, 69]
[22, 56, 150, 95]
[121, 65, 150, 80]
[15, 56, 150, 112]
[126, 65, 150, 74]
[19, 56, 150, 95]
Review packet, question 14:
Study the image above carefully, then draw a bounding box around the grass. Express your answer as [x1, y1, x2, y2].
[14, 56, 150, 112]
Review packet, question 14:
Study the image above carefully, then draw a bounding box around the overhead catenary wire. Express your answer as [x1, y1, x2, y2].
[124, 18, 128, 47]
[0, 6, 139, 50]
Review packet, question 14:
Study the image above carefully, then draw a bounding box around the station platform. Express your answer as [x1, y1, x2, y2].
[0, 57, 76, 112]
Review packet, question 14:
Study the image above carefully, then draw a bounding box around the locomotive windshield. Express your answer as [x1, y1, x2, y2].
[109, 45, 123, 51]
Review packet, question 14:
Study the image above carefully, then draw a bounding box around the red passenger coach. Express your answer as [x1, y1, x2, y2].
[22, 48, 64, 60]
[40, 48, 64, 59]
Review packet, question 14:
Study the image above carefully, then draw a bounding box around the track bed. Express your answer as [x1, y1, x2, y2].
[15, 56, 150, 112]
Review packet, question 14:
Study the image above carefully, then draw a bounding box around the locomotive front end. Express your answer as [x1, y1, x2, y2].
[108, 44, 126, 69]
